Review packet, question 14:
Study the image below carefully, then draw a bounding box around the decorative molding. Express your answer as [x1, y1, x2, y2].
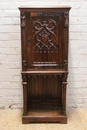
[32, 62, 67, 69]
[21, 12, 26, 28]
[64, 11, 69, 28]
[37, 12, 64, 16]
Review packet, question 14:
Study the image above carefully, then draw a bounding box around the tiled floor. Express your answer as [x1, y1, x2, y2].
[0, 108, 87, 130]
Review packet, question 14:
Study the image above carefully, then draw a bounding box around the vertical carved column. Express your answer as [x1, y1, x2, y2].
[64, 11, 69, 28]
[21, 12, 26, 28]
[21, 12, 27, 70]
[22, 73, 27, 115]
[62, 73, 68, 115]
[63, 11, 69, 69]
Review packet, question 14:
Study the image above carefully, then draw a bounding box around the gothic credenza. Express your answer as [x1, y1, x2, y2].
[19, 6, 71, 124]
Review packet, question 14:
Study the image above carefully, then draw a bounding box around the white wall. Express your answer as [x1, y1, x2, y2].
[0, 0, 87, 108]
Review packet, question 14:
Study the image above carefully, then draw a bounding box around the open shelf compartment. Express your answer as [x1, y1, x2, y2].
[22, 100, 67, 124]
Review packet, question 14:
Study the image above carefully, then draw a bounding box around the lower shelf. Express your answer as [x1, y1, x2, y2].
[22, 102, 67, 124]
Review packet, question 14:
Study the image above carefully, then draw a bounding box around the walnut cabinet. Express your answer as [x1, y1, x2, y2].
[19, 6, 71, 124]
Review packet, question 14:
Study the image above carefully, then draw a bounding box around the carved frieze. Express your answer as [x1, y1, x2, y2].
[37, 12, 64, 16]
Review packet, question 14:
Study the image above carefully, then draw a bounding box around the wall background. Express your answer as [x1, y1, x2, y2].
[0, 0, 87, 109]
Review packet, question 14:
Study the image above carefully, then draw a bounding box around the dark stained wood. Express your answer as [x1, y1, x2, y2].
[22, 70, 68, 74]
[19, 6, 71, 124]
[22, 73, 28, 115]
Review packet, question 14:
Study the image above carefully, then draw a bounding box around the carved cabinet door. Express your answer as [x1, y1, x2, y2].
[25, 12, 64, 70]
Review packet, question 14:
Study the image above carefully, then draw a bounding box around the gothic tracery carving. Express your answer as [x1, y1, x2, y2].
[32, 18, 58, 65]
[32, 18, 57, 52]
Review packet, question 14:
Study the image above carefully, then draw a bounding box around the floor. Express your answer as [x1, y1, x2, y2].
[0, 108, 87, 130]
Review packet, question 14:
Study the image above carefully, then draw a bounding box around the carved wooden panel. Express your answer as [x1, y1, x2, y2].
[32, 17, 58, 66]
[25, 13, 68, 69]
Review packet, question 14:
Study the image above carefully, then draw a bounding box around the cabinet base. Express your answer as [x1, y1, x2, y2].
[22, 103, 67, 124]
[22, 115, 67, 124]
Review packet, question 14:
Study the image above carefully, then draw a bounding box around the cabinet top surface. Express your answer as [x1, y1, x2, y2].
[19, 6, 71, 10]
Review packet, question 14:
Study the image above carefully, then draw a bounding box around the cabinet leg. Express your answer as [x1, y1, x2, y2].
[22, 74, 28, 116]
[62, 73, 68, 115]
[62, 82, 67, 115]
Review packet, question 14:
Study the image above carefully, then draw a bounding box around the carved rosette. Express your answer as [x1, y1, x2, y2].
[21, 12, 26, 28]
